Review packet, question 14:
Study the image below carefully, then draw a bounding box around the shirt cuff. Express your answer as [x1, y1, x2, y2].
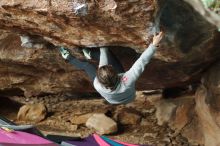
[148, 43, 158, 51]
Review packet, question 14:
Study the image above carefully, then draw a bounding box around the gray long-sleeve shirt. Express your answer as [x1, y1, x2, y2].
[93, 44, 157, 104]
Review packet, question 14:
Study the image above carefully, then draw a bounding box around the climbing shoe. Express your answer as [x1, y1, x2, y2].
[82, 48, 92, 59]
[73, 3, 88, 16]
[59, 47, 70, 60]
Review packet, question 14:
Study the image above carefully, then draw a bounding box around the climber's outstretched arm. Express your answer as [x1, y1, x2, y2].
[123, 32, 164, 87]
[123, 44, 157, 86]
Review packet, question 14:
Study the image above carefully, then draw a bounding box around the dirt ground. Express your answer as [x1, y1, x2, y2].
[0, 91, 199, 146]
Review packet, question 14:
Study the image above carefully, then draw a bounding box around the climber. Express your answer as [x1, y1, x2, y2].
[59, 32, 164, 104]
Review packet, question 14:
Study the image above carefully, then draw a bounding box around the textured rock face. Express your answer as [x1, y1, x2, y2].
[198, 62, 220, 146]
[194, 86, 220, 146]
[153, 63, 220, 146]
[203, 62, 220, 110]
[0, 0, 155, 49]
[0, 33, 93, 97]
[0, 0, 220, 96]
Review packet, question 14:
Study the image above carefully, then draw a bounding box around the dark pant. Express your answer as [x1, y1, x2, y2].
[67, 49, 124, 82]
[90, 49, 124, 73]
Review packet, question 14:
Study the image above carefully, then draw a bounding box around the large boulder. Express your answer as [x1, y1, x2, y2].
[153, 61, 220, 146]
[198, 61, 220, 146]
[0, 0, 219, 96]
[86, 113, 117, 135]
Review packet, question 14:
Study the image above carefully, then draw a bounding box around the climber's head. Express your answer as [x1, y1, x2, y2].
[97, 65, 119, 90]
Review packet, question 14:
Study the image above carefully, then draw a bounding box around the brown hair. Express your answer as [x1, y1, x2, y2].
[97, 65, 119, 90]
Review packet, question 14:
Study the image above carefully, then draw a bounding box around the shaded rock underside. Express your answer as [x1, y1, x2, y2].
[0, 0, 220, 96]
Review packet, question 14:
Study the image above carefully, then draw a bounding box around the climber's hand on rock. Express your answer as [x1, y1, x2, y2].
[153, 31, 164, 47]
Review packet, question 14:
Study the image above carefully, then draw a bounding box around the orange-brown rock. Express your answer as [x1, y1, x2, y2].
[198, 62, 220, 146]
[86, 113, 117, 135]
[153, 62, 220, 146]
[115, 107, 142, 125]
[17, 103, 47, 122]
[0, 0, 219, 97]
[0, 34, 93, 97]
[70, 113, 93, 125]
